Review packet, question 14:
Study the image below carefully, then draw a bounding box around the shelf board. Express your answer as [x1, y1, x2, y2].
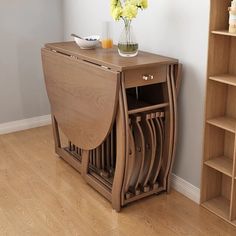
[207, 117, 236, 133]
[127, 94, 168, 114]
[209, 74, 236, 87]
[212, 30, 236, 37]
[128, 103, 169, 115]
[202, 196, 230, 220]
[204, 156, 233, 177]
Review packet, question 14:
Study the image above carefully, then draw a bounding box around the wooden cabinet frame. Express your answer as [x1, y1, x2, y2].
[42, 42, 181, 211]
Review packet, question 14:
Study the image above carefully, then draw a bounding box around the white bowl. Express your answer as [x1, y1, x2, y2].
[74, 35, 100, 49]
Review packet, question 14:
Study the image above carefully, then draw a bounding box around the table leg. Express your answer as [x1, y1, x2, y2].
[111, 80, 127, 212]
[51, 115, 61, 150]
[167, 65, 178, 192]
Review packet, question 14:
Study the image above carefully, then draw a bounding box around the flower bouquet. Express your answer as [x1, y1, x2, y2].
[110, 0, 148, 57]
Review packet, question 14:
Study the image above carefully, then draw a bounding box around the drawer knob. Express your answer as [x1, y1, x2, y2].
[142, 74, 154, 81]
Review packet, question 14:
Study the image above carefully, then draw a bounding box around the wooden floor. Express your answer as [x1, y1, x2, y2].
[0, 126, 236, 235]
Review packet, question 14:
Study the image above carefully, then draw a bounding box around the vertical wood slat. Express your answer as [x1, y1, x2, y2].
[89, 150, 92, 164]
[69, 141, 72, 151]
[92, 149, 96, 166]
[106, 135, 111, 172]
[101, 143, 105, 170]
[111, 129, 114, 171]
[96, 147, 101, 169]
[80, 148, 82, 156]
[230, 134, 236, 220]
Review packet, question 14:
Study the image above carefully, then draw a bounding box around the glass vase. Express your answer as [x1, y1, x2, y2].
[118, 21, 138, 57]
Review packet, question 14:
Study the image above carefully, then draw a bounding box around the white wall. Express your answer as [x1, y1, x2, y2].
[0, 0, 210, 188]
[0, 0, 63, 123]
[63, 0, 210, 187]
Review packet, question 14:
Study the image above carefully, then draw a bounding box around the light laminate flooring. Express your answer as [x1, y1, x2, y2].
[0, 126, 236, 235]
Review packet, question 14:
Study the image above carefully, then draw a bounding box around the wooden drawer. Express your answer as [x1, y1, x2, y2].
[124, 65, 167, 88]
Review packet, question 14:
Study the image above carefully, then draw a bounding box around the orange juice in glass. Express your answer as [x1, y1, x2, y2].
[101, 22, 113, 49]
[102, 38, 113, 48]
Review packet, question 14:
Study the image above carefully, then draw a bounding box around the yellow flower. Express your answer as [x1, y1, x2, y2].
[138, 0, 148, 9]
[126, 0, 148, 9]
[123, 3, 138, 20]
[110, 0, 148, 21]
[110, 0, 123, 20]
[111, 0, 121, 8]
[111, 6, 123, 21]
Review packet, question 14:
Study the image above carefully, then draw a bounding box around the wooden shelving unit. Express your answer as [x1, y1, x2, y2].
[201, 0, 236, 227]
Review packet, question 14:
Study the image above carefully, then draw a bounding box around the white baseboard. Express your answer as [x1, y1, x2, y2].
[171, 173, 200, 204]
[0, 115, 52, 135]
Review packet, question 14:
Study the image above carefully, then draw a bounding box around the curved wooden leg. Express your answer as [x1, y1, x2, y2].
[111, 87, 126, 212]
[161, 66, 175, 191]
[133, 116, 145, 194]
[167, 65, 178, 192]
[124, 120, 136, 194]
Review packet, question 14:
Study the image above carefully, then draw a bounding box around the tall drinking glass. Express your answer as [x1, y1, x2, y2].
[101, 22, 113, 49]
